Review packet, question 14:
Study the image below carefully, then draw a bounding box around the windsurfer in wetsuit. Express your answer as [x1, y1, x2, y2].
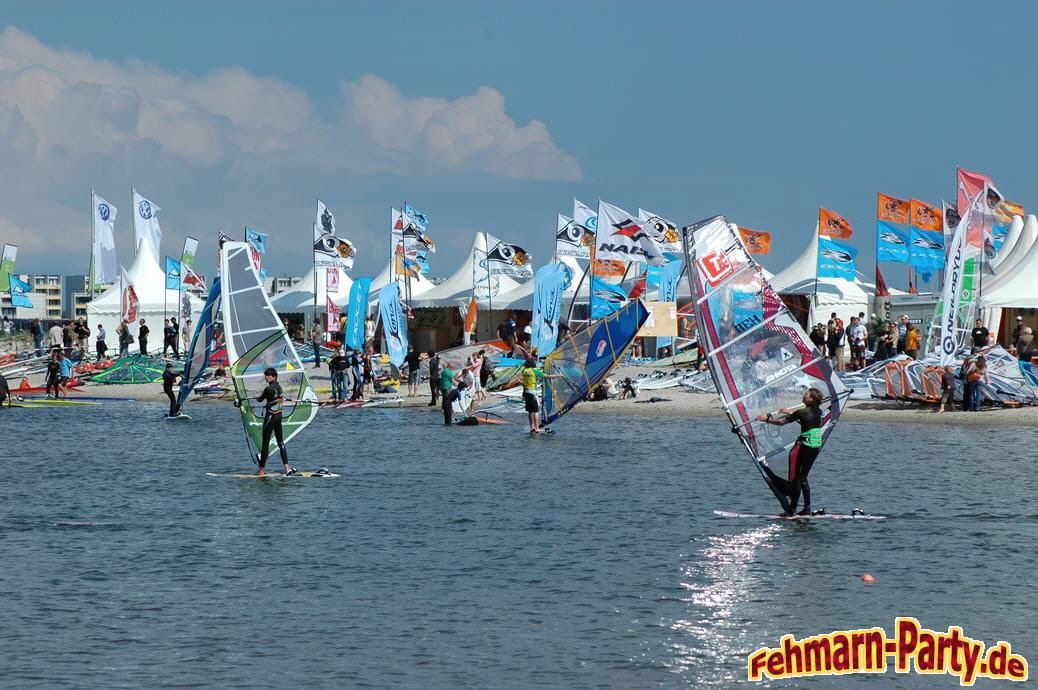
[255, 367, 294, 476]
[162, 362, 181, 417]
[755, 387, 825, 517]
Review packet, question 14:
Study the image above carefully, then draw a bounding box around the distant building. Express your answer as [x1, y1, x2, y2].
[0, 274, 109, 324]
[266, 275, 302, 296]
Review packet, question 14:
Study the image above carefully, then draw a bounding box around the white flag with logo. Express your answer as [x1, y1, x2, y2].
[596, 200, 666, 266]
[483, 233, 534, 278]
[574, 199, 598, 236]
[638, 208, 681, 254]
[132, 190, 162, 264]
[555, 214, 594, 259]
[92, 193, 118, 283]
[316, 200, 336, 234]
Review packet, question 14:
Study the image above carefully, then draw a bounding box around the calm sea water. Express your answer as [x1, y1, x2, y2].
[2, 401, 1035, 689]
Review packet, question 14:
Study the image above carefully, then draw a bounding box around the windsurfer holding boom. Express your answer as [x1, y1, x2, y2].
[755, 387, 824, 517]
[254, 367, 294, 476]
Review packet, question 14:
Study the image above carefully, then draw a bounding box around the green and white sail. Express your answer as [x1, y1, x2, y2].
[220, 242, 317, 457]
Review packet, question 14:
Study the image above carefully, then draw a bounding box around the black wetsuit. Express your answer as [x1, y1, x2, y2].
[162, 370, 179, 417]
[762, 406, 822, 514]
[45, 360, 61, 397]
[256, 381, 287, 468]
[138, 325, 150, 356]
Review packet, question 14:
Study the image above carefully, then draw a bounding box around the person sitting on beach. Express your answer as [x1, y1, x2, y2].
[619, 377, 637, 400]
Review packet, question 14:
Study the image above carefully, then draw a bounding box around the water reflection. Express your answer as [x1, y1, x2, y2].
[666, 525, 778, 686]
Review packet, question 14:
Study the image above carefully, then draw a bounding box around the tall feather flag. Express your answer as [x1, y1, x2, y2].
[877, 193, 909, 224]
[120, 267, 138, 323]
[737, 226, 771, 254]
[327, 297, 342, 332]
[378, 282, 408, 367]
[164, 256, 181, 290]
[0, 244, 16, 292]
[818, 208, 853, 239]
[345, 278, 372, 349]
[132, 190, 162, 264]
[874, 266, 890, 297]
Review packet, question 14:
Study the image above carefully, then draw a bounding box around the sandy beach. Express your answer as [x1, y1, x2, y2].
[19, 364, 1038, 427]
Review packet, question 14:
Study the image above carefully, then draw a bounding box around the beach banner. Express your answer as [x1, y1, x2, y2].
[573, 198, 598, 236]
[909, 199, 942, 232]
[556, 214, 593, 259]
[658, 258, 684, 303]
[484, 233, 533, 278]
[464, 297, 478, 336]
[181, 236, 199, 269]
[132, 190, 162, 264]
[326, 267, 339, 294]
[9, 275, 31, 308]
[939, 210, 970, 366]
[956, 167, 992, 218]
[592, 258, 625, 278]
[327, 297, 341, 332]
[164, 256, 181, 290]
[378, 282, 408, 367]
[638, 208, 681, 254]
[818, 208, 853, 239]
[877, 193, 909, 224]
[0, 244, 16, 293]
[876, 221, 909, 263]
[120, 266, 139, 323]
[346, 277, 372, 350]
[92, 194, 118, 283]
[313, 223, 356, 270]
[402, 202, 435, 254]
[909, 227, 945, 273]
[737, 226, 771, 254]
[817, 237, 857, 280]
[531, 263, 569, 356]
[590, 276, 628, 318]
[596, 200, 666, 266]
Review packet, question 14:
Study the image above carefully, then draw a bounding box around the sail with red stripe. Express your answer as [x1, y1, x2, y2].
[682, 216, 849, 511]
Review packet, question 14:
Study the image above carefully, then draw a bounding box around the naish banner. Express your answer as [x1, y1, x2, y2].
[555, 214, 594, 260]
[940, 206, 971, 366]
[92, 194, 118, 283]
[346, 277, 372, 350]
[484, 233, 533, 278]
[596, 200, 666, 266]
[378, 281, 408, 367]
[531, 263, 571, 356]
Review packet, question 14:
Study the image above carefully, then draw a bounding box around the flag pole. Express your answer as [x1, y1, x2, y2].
[484, 232, 494, 339]
[89, 189, 96, 302]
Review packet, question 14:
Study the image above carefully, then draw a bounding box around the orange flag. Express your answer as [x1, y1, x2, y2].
[909, 199, 941, 231]
[591, 258, 625, 278]
[996, 199, 1024, 223]
[877, 193, 909, 223]
[737, 226, 771, 254]
[818, 208, 853, 239]
[464, 298, 478, 334]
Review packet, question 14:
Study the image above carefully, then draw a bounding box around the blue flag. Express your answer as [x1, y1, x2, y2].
[876, 220, 909, 263]
[531, 264, 570, 355]
[9, 274, 32, 308]
[590, 276, 628, 319]
[378, 282, 408, 367]
[658, 258, 684, 303]
[346, 277, 372, 350]
[245, 228, 267, 254]
[909, 227, 945, 273]
[165, 256, 181, 289]
[993, 223, 1009, 253]
[817, 237, 857, 280]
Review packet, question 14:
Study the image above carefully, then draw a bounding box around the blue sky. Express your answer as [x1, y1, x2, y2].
[0, 1, 1033, 288]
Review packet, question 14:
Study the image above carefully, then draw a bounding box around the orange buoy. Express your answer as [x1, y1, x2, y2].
[862, 573, 876, 584]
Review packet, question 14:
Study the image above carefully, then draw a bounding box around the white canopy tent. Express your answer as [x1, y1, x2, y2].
[369, 257, 436, 297]
[982, 215, 1038, 310]
[86, 238, 203, 354]
[409, 233, 528, 309]
[269, 265, 353, 314]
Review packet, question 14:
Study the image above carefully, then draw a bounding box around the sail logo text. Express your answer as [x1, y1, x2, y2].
[696, 250, 734, 287]
[748, 618, 1027, 686]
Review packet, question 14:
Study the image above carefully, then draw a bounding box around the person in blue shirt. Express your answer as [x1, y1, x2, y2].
[56, 350, 73, 398]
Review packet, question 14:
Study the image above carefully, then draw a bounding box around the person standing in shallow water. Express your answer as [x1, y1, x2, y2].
[162, 362, 180, 417]
[756, 387, 825, 516]
[521, 355, 560, 434]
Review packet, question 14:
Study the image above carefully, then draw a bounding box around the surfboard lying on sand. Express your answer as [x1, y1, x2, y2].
[206, 469, 340, 479]
[713, 510, 885, 521]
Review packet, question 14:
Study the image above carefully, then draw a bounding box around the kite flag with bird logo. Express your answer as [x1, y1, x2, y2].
[877, 193, 909, 224]
[737, 226, 771, 254]
[818, 208, 853, 239]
